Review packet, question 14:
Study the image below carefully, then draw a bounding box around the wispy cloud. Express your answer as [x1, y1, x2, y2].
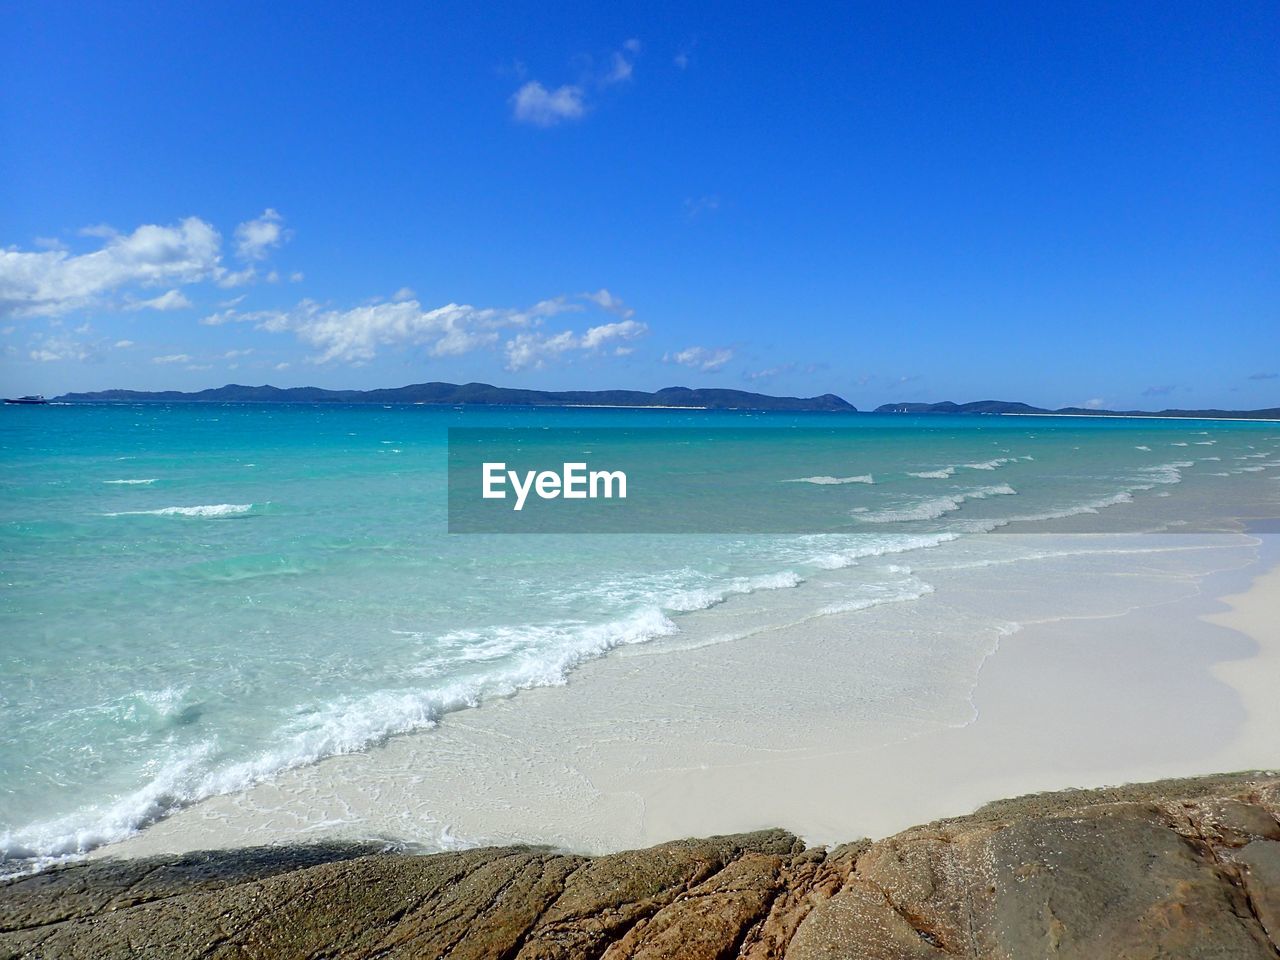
[1141, 384, 1177, 397]
[234, 209, 289, 261]
[152, 353, 193, 365]
[204, 290, 642, 367]
[683, 195, 720, 220]
[664, 345, 733, 372]
[743, 363, 794, 382]
[127, 289, 192, 312]
[604, 39, 641, 84]
[0, 212, 291, 319]
[28, 332, 98, 362]
[0, 218, 222, 318]
[511, 82, 586, 126]
[504, 318, 646, 371]
[673, 36, 700, 71]
[581, 288, 635, 318]
[512, 40, 641, 126]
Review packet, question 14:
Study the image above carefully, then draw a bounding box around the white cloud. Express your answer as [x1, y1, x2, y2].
[152, 353, 193, 365]
[674, 40, 696, 70]
[606, 51, 634, 84]
[512, 82, 585, 126]
[580, 318, 645, 349]
[29, 332, 93, 362]
[582, 288, 635, 318]
[197, 288, 642, 368]
[684, 195, 720, 219]
[504, 317, 646, 371]
[289, 271, 305, 283]
[744, 364, 793, 381]
[114, 339, 135, 348]
[207, 295, 578, 365]
[216, 266, 256, 288]
[504, 330, 577, 370]
[664, 345, 733, 371]
[1082, 398, 1106, 409]
[129, 288, 192, 312]
[274, 361, 290, 371]
[234, 209, 288, 261]
[605, 39, 641, 84]
[0, 217, 222, 318]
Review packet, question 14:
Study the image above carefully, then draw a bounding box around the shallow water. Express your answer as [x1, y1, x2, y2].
[1, 403, 1277, 868]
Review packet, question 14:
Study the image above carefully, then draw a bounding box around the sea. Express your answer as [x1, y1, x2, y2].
[1, 402, 1278, 871]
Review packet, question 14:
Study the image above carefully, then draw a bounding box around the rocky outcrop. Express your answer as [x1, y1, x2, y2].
[2, 771, 1278, 959]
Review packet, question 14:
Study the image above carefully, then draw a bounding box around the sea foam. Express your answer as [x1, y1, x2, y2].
[784, 475, 874, 484]
[105, 504, 255, 518]
[857, 484, 1017, 523]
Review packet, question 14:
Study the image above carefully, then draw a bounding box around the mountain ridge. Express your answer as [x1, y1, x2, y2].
[875, 398, 1280, 419]
[54, 382, 856, 412]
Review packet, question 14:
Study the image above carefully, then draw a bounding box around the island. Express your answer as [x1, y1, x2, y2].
[875, 399, 1280, 420]
[54, 383, 857, 412]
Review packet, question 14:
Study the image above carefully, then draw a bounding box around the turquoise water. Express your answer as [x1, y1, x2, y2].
[1, 403, 1278, 867]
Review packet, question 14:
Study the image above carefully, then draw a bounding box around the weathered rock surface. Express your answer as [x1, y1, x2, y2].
[3, 772, 1278, 959]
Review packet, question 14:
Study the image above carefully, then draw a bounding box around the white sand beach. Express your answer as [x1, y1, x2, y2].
[97, 530, 1280, 861]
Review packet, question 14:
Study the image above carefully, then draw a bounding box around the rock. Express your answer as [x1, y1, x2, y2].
[2, 772, 1279, 959]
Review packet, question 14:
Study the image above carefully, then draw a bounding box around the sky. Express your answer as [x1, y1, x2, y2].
[1, 0, 1277, 410]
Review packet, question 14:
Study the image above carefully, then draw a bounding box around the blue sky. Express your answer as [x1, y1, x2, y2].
[1, 1, 1276, 409]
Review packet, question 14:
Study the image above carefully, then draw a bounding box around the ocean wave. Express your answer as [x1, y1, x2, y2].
[661, 571, 804, 612]
[1010, 491, 1134, 522]
[103, 479, 158, 485]
[104, 503, 256, 518]
[800, 532, 958, 569]
[816, 578, 935, 615]
[1, 605, 679, 867]
[856, 484, 1017, 523]
[1130, 461, 1194, 489]
[783, 475, 874, 484]
[908, 467, 956, 479]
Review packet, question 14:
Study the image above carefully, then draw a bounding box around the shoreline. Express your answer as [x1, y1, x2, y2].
[9, 770, 1280, 957]
[87, 527, 1280, 863]
[1205, 549, 1280, 770]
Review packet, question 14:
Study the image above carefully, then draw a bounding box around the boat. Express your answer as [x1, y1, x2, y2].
[4, 395, 49, 405]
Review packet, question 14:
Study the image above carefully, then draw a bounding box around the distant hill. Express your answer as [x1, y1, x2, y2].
[874, 399, 1280, 420]
[55, 382, 857, 412]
